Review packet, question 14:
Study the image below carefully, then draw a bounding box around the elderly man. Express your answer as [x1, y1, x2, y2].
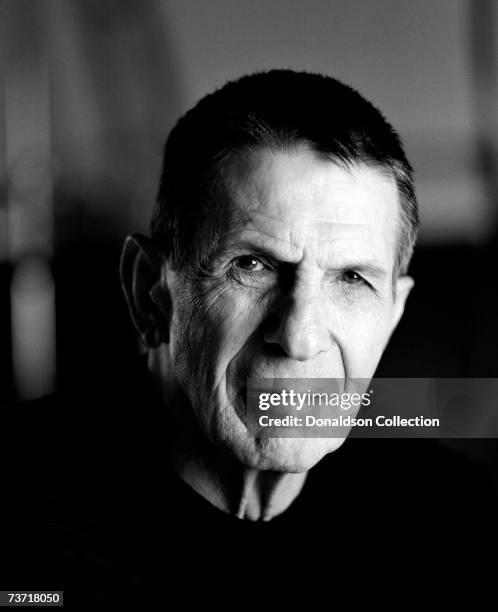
[120, 69, 415, 521]
[3, 70, 496, 607]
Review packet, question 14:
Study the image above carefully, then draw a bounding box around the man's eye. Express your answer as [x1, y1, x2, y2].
[342, 270, 366, 285]
[233, 255, 266, 272]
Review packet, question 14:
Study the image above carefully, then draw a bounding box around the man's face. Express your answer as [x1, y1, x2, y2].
[164, 147, 409, 471]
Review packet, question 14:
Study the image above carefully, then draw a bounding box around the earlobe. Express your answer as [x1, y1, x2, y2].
[119, 233, 171, 348]
[390, 275, 414, 335]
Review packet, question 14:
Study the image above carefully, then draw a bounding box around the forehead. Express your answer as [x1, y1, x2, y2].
[224, 147, 399, 266]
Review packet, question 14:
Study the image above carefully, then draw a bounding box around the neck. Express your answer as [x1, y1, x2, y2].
[148, 346, 308, 521]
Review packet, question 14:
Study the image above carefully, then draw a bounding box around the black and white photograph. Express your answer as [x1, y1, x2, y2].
[1, 0, 497, 608]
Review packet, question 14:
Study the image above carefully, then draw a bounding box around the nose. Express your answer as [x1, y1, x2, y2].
[263, 288, 332, 361]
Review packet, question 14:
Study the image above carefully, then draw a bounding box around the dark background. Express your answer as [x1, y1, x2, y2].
[1, 1, 497, 471]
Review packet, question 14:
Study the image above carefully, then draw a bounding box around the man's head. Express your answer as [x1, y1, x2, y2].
[121, 70, 418, 472]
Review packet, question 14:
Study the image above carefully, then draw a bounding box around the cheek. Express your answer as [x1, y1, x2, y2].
[170, 281, 266, 384]
[337, 305, 394, 375]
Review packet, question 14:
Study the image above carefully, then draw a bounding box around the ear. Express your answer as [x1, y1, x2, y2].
[389, 275, 414, 336]
[119, 233, 172, 348]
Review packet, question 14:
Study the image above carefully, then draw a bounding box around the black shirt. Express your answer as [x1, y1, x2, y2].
[2, 358, 497, 607]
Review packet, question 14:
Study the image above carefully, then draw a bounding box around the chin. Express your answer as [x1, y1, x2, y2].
[208, 395, 347, 472]
[227, 435, 347, 473]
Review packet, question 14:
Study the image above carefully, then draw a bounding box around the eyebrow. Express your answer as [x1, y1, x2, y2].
[217, 239, 389, 279]
[337, 263, 388, 279]
[220, 236, 303, 264]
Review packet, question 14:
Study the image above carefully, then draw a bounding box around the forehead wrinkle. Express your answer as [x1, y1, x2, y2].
[226, 226, 304, 263]
[310, 222, 373, 240]
[231, 168, 388, 242]
[226, 204, 380, 246]
[304, 238, 390, 273]
[226, 177, 309, 257]
[231, 152, 329, 224]
[224, 148, 398, 269]
[221, 202, 392, 267]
